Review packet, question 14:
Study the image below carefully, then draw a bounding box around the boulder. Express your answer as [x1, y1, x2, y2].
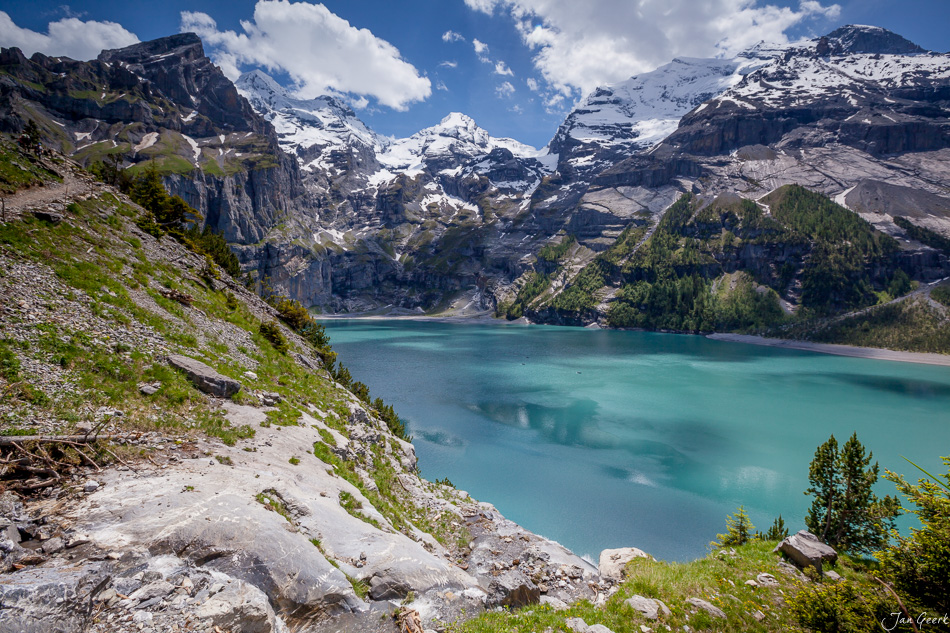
[32, 210, 63, 224]
[167, 354, 242, 398]
[487, 571, 540, 608]
[773, 531, 837, 573]
[194, 578, 279, 633]
[687, 597, 726, 619]
[598, 547, 653, 583]
[624, 594, 671, 620]
[0, 561, 111, 633]
[756, 573, 779, 587]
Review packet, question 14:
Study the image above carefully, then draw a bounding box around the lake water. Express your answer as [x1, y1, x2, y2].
[321, 319, 950, 562]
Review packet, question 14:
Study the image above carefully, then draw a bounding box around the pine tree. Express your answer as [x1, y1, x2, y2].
[712, 506, 755, 548]
[804, 433, 900, 554]
[759, 515, 789, 541]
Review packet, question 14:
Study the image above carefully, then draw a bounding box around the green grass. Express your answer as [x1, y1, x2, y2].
[452, 541, 894, 633]
[0, 140, 62, 193]
[256, 491, 293, 523]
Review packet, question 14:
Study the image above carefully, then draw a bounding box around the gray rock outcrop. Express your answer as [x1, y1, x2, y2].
[599, 547, 654, 584]
[167, 354, 242, 398]
[0, 561, 112, 633]
[774, 530, 838, 573]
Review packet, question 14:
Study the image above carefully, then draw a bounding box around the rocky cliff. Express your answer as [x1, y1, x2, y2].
[0, 33, 307, 245]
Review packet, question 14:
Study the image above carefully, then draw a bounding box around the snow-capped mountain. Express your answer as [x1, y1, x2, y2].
[376, 112, 543, 179]
[236, 70, 382, 173]
[230, 25, 950, 315]
[668, 25, 950, 157]
[548, 54, 773, 176]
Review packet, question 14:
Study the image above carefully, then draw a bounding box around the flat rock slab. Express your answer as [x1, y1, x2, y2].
[167, 354, 241, 398]
[774, 530, 837, 573]
[0, 561, 111, 633]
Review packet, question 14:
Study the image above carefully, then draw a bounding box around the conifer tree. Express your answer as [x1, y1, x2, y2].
[712, 506, 755, 547]
[804, 433, 900, 554]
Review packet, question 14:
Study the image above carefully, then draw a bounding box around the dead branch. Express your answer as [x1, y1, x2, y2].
[0, 435, 121, 446]
[873, 576, 919, 633]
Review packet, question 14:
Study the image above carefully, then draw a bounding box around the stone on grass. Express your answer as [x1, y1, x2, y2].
[598, 547, 653, 583]
[687, 597, 726, 619]
[625, 594, 671, 620]
[32, 210, 62, 224]
[773, 531, 837, 573]
[167, 354, 241, 398]
[756, 573, 778, 587]
[540, 595, 568, 610]
[139, 382, 160, 395]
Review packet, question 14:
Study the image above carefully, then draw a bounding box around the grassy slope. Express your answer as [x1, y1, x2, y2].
[0, 143, 467, 552]
[453, 541, 899, 633]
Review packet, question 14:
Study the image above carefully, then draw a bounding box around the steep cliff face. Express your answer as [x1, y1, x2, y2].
[0, 33, 307, 246]
[233, 72, 555, 311]
[497, 26, 950, 328]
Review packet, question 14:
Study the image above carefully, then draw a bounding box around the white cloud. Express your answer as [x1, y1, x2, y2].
[526, 77, 539, 91]
[439, 60, 458, 68]
[0, 11, 139, 61]
[436, 80, 449, 91]
[464, 0, 501, 13]
[463, 0, 840, 96]
[472, 38, 491, 62]
[442, 30, 465, 42]
[509, 104, 524, 114]
[494, 61, 514, 76]
[495, 81, 516, 98]
[180, 1, 430, 111]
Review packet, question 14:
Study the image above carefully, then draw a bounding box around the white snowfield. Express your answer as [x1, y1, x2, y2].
[554, 55, 771, 151]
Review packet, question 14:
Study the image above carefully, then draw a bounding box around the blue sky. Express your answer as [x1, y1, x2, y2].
[1, 1, 947, 148]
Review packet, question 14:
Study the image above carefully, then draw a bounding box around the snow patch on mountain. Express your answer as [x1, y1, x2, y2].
[376, 112, 542, 173]
[236, 70, 383, 171]
[552, 55, 774, 155]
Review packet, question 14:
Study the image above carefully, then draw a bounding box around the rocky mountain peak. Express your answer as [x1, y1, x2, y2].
[235, 69, 287, 108]
[98, 32, 204, 65]
[820, 25, 925, 56]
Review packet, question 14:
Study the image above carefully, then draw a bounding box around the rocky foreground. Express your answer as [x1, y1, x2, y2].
[0, 150, 618, 633]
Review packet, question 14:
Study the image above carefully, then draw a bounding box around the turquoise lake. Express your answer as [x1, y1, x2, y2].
[321, 320, 950, 562]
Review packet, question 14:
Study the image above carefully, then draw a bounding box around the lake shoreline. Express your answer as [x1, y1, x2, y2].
[317, 313, 950, 367]
[706, 333, 950, 367]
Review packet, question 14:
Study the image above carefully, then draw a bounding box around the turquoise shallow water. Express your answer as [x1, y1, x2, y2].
[321, 319, 950, 562]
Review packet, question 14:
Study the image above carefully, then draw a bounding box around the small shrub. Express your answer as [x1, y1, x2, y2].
[712, 506, 755, 548]
[214, 454, 233, 466]
[0, 340, 21, 382]
[788, 578, 891, 633]
[259, 320, 288, 353]
[340, 490, 361, 509]
[289, 456, 300, 465]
